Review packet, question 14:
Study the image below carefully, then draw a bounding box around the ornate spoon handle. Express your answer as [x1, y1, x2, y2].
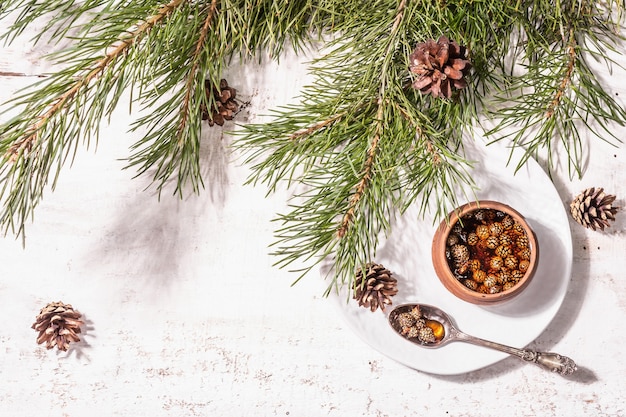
[453, 330, 577, 375]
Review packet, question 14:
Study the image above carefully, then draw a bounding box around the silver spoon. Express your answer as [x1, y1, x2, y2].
[388, 303, 577, 375]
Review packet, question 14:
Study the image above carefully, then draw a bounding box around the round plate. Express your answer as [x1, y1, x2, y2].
[327, 139, 573, 375]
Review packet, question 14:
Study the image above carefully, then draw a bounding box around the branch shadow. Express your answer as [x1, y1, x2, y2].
[81, 189, 186, 289]
[198, 125, 231, 208]
[74, 103, 234, 292]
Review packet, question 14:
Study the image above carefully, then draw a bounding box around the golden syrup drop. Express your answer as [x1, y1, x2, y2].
[425, 319, 445, 341]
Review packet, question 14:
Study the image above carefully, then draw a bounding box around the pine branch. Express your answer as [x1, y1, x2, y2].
[0, 0, 189, 237]
[0, 0, 337, 237]
[238, 0, 478, 293]
[7, 0, 185, 160]
[337, 0, 406, 239]
[0, 0, 624, 296]
[178, 0, 218, 138]
[544, 30, 576, 119]
[337, 102, 384, 239]
[126, 0, 220, 195]
[487, 0, 626, 178]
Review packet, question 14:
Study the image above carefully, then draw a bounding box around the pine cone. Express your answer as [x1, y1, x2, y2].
[409, 36, 471, 99]
[570, 187, 619, 231]
[353, 263, 398, 312]
[32, 301, 84, 351]
[201, 78, 239, 126]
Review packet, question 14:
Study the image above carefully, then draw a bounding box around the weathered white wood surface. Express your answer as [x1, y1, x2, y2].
[1, 24, 625, 417]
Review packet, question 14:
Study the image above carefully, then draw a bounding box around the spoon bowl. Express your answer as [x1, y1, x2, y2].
[388, 303, 577, 375]
[388, 303, 455, 348]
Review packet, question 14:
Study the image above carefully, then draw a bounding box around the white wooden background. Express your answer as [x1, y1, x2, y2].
[1, 18, 625, 417]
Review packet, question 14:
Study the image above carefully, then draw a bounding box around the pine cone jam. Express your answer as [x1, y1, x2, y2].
[432, 201, 538, 305]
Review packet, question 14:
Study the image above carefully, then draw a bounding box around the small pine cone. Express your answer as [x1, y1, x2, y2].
[485, 236, 499, 249]
[405, 326, 420, 339]
[483, 273, 497, 288]
[396, 312, 416, 328]
[518, 259, 530, 273]
[501, 215, 515, 230]
[353, 263, 398, 312]
[570, 187, 619, 231]
[472, 269, 487, 283]
[499, 233, 513, 246]
[409, 305, 423, 320]
[517, 247, 531, 261]
[475, 225, 490, 240]
[488, 285, 502, 294]
[450, 244, 470, 265]
[418, 326, 436, 344]
[463, 279, 478, 291]
[467, 232, 479, 245]
[32, 301, 84, 351]
[201, 79, 239, 126]
[489, 222, 503, 237]
[504, 255, 518, 270]
[510, 269, 524, 282]
[409, 35, 471, 99]
[477, 284, 490, 294]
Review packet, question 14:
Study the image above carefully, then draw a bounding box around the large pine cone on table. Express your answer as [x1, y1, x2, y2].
[570, 187, 619, 231]
[32, 301, 84, 351]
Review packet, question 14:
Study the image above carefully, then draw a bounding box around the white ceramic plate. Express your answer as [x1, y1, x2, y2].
[327, 139, 573, 375]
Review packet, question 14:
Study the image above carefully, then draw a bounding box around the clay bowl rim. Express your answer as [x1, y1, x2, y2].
[431, 200, 539, 305]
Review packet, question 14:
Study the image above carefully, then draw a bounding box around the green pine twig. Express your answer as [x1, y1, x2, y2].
[487, 0, 626, 178]
[237, 0, 478, 294]
[0, 0, 187, 237]
[0, 0, 335, 238]
[0, 0, 624, 296]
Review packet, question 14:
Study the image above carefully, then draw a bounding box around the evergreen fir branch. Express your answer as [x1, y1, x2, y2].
[336, 103, 384, 239]
[6, 0, 184, 159]
[0, 0, 624, 296]
[336, 0, 407, 239]
[126, 0, 220, 194]
[544, 30, 576, 120]
[488, 2, 626, 178]
[0, 1, 338, 237]
[238, 0, 478, 293]
[179, 0, 219, 135]
[0, 0, 187, 236]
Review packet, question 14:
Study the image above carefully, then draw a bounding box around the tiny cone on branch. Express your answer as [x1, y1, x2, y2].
[32, 301, 84, 351]
[353, 263, 398, 312]
[409, 35, 471, 99]
[570, 187, 619, 231]
[201, 78, 239, 126]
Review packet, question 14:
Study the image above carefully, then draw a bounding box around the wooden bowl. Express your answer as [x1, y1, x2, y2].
[431, 200, 538, 305]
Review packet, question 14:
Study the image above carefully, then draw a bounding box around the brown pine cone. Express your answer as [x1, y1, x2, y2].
[409, 36, 471, 99]
[570, 187, 619, 231]
[32, 301, 84, 351]
[201, 78, 239, 126]
[353, 263, 398, 312]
